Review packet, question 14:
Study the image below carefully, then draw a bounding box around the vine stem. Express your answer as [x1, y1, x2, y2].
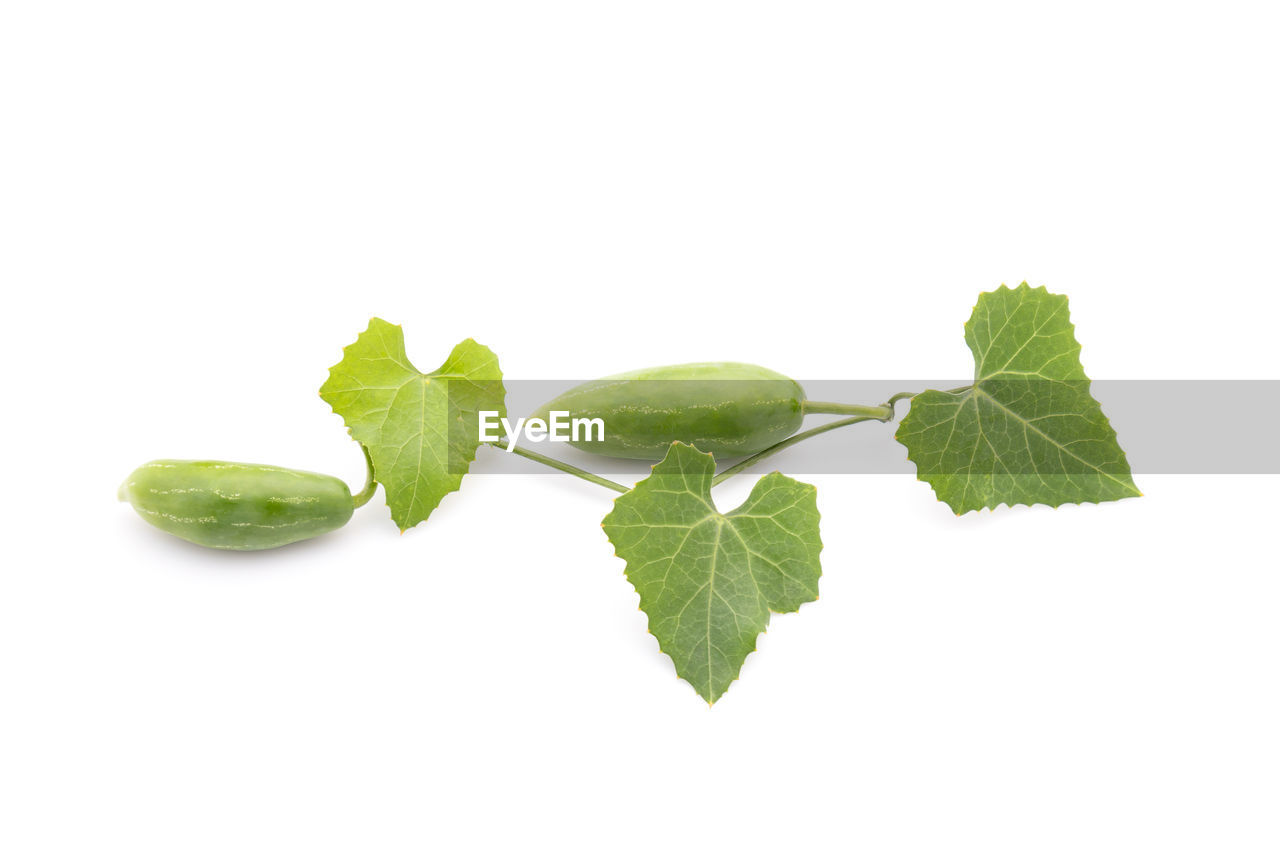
[352, 444, 378, 508]
[802, 400, 893, 420]
[884, 391, 918, 409]
[485, 440, 629, 494]
[711, 389, 933, 486]
[711, 415, 880, 486]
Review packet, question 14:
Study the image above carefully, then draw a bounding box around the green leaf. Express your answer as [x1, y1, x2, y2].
[896, 283, 1140, 514]
[602, 442, 822, 704]
[320, 318, 504, 530]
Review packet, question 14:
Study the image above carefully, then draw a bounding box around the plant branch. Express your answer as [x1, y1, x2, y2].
[352, 444, 378, 508]
[486, 441, 629, 494]
[802, 400, 893, 420]
[712, 415, 880, 486]
[880, 385, 972, 417]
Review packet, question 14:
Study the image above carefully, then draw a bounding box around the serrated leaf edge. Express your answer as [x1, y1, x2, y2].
[320, 318, 504, 532]
[602, 442, 823, 705]
[897, 283, 1141, 514]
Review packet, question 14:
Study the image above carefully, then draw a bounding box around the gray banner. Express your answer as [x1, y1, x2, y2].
[463, 379, 1280, 476]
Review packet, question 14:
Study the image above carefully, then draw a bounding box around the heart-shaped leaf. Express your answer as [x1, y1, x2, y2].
[896, 283, 1139, 513]
[603, 442, 823, 704]
[320, 318, 505, 530]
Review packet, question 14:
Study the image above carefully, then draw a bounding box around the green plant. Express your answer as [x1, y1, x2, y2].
[119, 283, 1138, 703]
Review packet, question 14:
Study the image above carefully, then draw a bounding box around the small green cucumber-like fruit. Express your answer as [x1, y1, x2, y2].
[531, 362, 806, 460]
[118, 460, 355, 550]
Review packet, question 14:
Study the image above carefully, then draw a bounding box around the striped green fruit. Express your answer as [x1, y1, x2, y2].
[118, 460, 355, 550]
[531, 362, 806, 460]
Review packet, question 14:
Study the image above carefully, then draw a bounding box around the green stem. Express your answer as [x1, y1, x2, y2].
[487, 441, 629, 494]
[802, 400, 893, 420]
[712, 415, 879, 486]
[352, 445, 378, 509]
[884, 391, 918, 409]
[880, 385, 971, 416]
[713, 389, 928, 486]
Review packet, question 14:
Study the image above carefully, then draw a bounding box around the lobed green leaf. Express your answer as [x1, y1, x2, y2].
[320, 318, 505, 531]
[896, 283, 1140, 513]
[603, 442, 822, 704]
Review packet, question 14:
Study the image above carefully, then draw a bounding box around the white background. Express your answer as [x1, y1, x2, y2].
[2, 2, 1278, 851]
